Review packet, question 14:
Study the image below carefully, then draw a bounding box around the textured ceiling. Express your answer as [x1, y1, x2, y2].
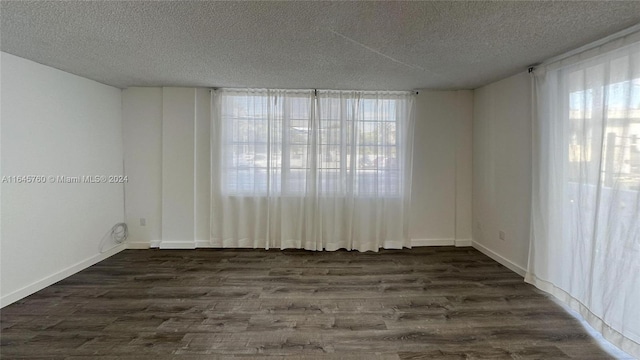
[1, 1, 640, 90]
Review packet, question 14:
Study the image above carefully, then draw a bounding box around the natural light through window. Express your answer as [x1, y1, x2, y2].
[220, 91, 406, 197]
[568, 76, 640, 191]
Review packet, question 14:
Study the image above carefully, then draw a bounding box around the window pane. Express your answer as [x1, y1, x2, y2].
[221, 92, 406, 197]
[289, 145, 308, 169]
[289, 97, 310, 119]
[290, 119, 309, 145]
[319, 143, 341, 169]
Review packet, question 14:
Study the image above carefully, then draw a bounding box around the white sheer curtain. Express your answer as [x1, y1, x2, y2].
[210, 89, 415, 251]
[528, 31, 640, 358]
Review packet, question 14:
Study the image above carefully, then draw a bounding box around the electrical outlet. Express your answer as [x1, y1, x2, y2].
[499, 230, 506, 241]
[140, 218, 146, 226]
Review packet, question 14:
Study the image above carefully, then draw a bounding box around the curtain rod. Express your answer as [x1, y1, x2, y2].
[533, 23, 640, 71]
[212, 88, 418, 95]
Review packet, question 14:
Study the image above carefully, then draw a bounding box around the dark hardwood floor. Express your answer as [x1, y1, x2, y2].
[0, 247, 614, 359]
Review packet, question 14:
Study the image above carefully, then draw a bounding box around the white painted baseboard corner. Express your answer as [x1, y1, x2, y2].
[455, 238, 472, 247]
[471, 240, 527, 277]
[0, 243, 126, 308]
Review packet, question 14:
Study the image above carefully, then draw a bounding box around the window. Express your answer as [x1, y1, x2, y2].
[529, 37, 640, 358]
[219, 90, 411, 197]
[568, 74, 640, 191]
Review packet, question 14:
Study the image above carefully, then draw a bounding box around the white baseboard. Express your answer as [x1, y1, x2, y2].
[471, 240, 527, 277]
[151, 240, 214, 249]
[196, 240, 215, 248]
[411, 238, 455, 246]
[126, 241, 151, 249]
[150, 240, 212, 249]
[158, 241, 196, 249]
[149, 239, 471, 250]
[151, 239, 463, 249]
[455, 238, 472, 247]
[149, 240, 217, 249]
[0, 243, 126, 308]
[411, 239, 472, 247]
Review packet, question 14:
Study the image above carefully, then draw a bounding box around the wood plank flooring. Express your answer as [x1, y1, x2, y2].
[0, 247, 615, 359]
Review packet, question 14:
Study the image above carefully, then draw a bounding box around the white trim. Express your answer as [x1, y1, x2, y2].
[158, 241, 196, 249]
[126, 241, 151, 249]
[152, 239, 459, 249]
[0, 243, 126, 308]
[411, 238, 455, 247]
[454, 238, 472, 247]
[471, 240, 526, 277]
[195, 240, 216, 248]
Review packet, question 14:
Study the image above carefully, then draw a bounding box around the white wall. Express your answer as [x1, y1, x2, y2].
[472, 72, 532, 275]
[411, 90, 473, 245]
[123, 88, 473, 247]
[123, 87, 210, 248]
[161, 88, 195, 246]
[1, 52, 125, 306]
[122, 88, 163, 247]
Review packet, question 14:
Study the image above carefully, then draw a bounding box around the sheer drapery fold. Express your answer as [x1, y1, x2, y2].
[528, 31, 640, 357]
[210, 89, 414, 251]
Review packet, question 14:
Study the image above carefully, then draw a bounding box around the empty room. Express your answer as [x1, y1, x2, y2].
[1, 1, 639, 359]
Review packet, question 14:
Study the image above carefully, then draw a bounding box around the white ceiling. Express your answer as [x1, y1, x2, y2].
[1, 1, 639, 90]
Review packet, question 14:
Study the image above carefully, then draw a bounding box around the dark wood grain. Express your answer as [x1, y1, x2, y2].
[0, 247, 614, 359]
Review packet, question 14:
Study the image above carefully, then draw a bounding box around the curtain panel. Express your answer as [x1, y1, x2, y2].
[210, 89, 415, 251]
[528, 31, 640, 357]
